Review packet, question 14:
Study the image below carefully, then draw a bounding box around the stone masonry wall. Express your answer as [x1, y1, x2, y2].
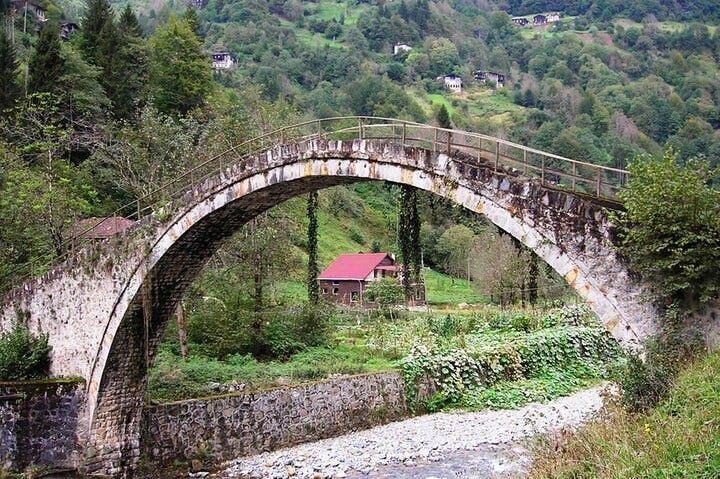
[0, 379, 85, 471]
[142, 372, 413, 465]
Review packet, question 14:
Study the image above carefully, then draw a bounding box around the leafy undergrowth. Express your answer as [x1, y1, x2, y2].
[147, 344, 395, 403]
[400, 305, 621, 412]
[460, 363, 603, 411]
[528, 350, 720, 478]
[147, 305, 617, 407]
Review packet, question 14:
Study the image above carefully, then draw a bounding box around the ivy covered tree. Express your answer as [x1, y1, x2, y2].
[617, 149, 720, 308]
[306, 190, 320, 305]
[0, 28, 20, 111]
[398, 186, 422, 301]
[148, 16, 212, 115]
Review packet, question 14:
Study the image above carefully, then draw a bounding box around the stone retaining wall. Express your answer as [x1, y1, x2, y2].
[0, 379, 85, 471]
[142, 372, 414, 464]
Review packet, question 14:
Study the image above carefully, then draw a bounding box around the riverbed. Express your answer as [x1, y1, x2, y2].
[212, 384, 611, 479]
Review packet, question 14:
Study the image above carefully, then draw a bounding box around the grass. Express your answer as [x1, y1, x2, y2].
[426, 93, 456, 116]
[423, 268, 486, 306]
[529, 350, 720, 478]
[460, 364, 602, 411]
[147, 343, 396, 403]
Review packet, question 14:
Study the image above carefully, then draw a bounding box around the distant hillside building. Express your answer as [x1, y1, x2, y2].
[393, 43, 412, 55]
[512, 17, 529, 27]
[533, 14, 548, 25]
[60, 22, 79, 41]
[211, 49, 235, 70]
[533, 13, 560, 26]
[10, 0, 46, 23]
[318, 252, 425, 306]
[474, 70, 506, 88]
[439, 73, 462, 93]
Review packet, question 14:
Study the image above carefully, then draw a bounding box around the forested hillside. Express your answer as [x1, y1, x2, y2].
[116, 0, 720, 170]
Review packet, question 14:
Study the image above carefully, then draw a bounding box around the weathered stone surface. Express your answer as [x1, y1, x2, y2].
[142, 372, 411, 466]
[0, 139, 659, 477]
[0, 379, 85, 471]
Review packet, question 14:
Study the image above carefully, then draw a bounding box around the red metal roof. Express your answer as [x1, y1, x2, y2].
[318, 253, 393, 280]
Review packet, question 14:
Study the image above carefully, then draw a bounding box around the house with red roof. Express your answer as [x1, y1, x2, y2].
[318, 252, 425, 306]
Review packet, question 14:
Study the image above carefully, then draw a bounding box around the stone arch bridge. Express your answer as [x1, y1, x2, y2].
[0, 117, 657, 477]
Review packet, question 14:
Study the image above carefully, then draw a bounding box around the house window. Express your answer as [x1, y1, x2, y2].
[332, 281, 340, 286]
[351, 291, 359, 302]
[332, 288, 339, 295]
[322, 288, 328, 294]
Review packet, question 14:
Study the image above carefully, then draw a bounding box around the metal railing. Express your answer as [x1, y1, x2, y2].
[23, 116, 631, 279]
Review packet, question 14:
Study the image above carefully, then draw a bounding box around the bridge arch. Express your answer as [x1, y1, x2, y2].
[79, 138, 656, 475]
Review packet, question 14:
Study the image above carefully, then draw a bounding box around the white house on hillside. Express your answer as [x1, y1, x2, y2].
[211, 50, 235, 70]
[439, 74, 462, 93]
[393, 43, 412, 55]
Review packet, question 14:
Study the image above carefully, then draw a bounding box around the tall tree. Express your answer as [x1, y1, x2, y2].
[307, 190, 320, 305]
[28, 24, 66, 95]
[398, 186, 422, 301]
[0, 28, 20, 110]
[95, 18, 147, 120]
[119, 4, 143, 37]
[82, 0, 114, 62]
[148, 16, 212, 115]
[183, 7, 202, 38]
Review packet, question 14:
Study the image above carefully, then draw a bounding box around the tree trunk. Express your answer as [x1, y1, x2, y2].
[175, 302, 188, 360]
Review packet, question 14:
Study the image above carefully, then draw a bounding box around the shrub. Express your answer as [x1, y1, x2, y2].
[349, 228, 365, 245]
[617, 320, 702, 412]
[0, 324, 52, 380]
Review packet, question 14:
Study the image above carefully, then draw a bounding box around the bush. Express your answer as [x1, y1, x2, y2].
[0, 324, 52, 380]
[349, 228, 365, 245]
[617, 321, 702, 412]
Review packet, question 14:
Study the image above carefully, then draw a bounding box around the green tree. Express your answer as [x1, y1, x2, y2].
[96, 18, 147, 120]
[148, 16, 212, 114]
[28, 24, 66, 95]
[183, 7, 202, 37]
[437, 224, 476, 280]
[82, 0, 114, 62]
[436, 104, 451, 129]
[365, 277, 404, 315]
[427, 38, 458, 77]
[617, 149, 720, 307]
[119, 4, 143, 37]
[307, 190, 320, 305]
[0, 28, 20, 110]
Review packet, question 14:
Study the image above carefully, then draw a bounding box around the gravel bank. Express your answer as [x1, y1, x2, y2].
[214, 384, 611, 479]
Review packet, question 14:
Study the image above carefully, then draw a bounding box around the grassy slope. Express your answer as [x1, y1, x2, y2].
[423, 268, 485, 306]
[529, 351, 720, 478]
